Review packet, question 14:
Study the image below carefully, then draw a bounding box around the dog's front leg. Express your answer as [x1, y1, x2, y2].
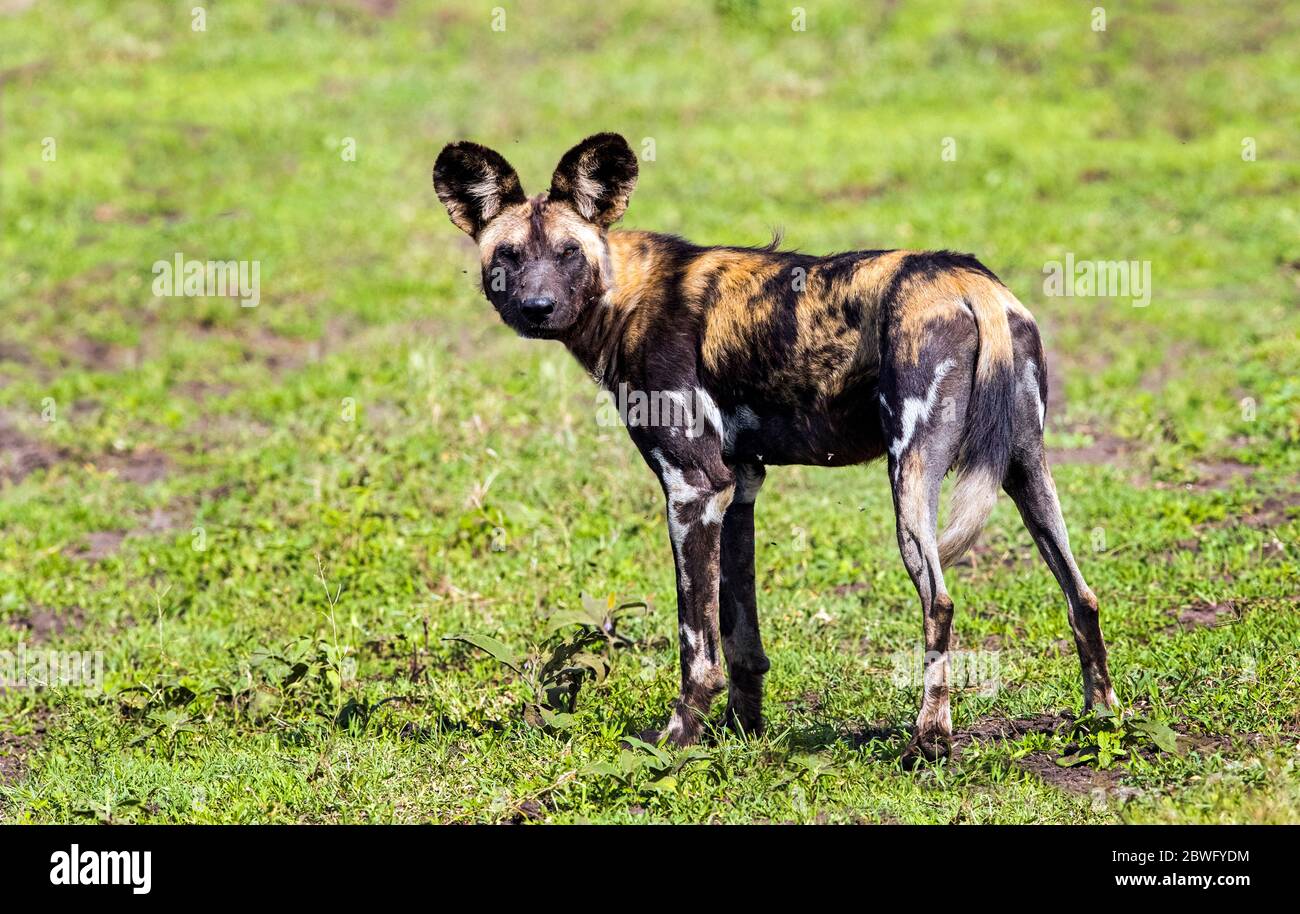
[641, 444, 735, 747]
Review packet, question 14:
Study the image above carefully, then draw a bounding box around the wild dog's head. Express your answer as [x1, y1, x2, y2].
[433, 133, 638, 339]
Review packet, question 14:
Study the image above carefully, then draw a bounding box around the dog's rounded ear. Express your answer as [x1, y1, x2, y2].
[433, 141, 527, 239]
[548, 133, 638, 228]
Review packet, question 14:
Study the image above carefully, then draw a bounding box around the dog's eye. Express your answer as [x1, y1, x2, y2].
[497, 246, 520, 263]
[559, 244, 580, 260]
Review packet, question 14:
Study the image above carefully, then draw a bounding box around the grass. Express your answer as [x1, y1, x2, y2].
[0, 0, 1297, 824]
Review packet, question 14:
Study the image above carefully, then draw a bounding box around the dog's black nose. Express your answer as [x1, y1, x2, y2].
[520, 297, 555, 323]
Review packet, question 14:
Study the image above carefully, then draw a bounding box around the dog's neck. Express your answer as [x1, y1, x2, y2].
[563, 230, 669, 387]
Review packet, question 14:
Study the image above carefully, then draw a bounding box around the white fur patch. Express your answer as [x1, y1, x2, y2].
[889, 358, 957, 475]
[917, 649, 953, 733]
[466, 174, 503, 221]
[571, 149, 604, 220]
[1020, 359, 1045, 429]
[689, 649, 716, 686]
[679, 623, 698, 651]
[652, 449, 695, 561]
[694, 388, 724, 440]
[701, 487, 733, 525]
[938, 465, 1000, 569]
[650, 448, 734, 593]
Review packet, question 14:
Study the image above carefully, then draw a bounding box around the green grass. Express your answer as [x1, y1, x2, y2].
[1, 0, 1297, 823]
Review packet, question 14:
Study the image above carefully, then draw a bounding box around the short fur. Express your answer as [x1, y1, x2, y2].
[433, 134, 1117, 762]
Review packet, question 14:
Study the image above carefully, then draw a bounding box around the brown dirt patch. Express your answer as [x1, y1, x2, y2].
[0, 707, 51, 798]
[176, 380, 236, 403]
[1155, 458, 1258, 492]
[955, 713, 1132, 794]
[1167, 599, 1245, 632]
[100, 448, 172, 484]
[61, 503, 184, 562]
[1, 413, 173, 486]
[1242, 492, 1300, 529]
[351, 0, 399, 15]
[64, 530, 127, 562]
[953, 712, 1068, 748]
[138, 506, 181, 534]
[1015, 750, 1123, 794]
[820, 179, 900, 204]
[0, 341, 33, 365]
[1179, 731, 1268, 755]
[957, 537, 1033, 570]
[6, 606, 87, 644]
[1048, 428, 1131, 466]
[62, 336, 137, 372]
[0, 414, 62, 483]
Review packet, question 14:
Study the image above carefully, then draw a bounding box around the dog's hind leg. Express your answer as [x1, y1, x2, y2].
[1004, 450, 1117, 711]
[718, 463, 770, 735]
[889, 448, 959, 766]
[880, 354, 968, 767]
[1004, 351, 1117, 711]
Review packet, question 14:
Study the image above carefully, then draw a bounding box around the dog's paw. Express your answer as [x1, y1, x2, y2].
[900, 731, 951, 769]
[620, 727, 666, 750]
[717, 700, 764, 738]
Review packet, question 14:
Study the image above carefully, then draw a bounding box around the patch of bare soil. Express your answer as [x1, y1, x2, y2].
[843, 722, 908, 750]
[0, 707, 51, 797]
[1166, 600, 1245, 632]
[953, 713, 1132, 794]
[351, 0, 399, 14]
[831, 581, 870, 597]
[953, 712, 1069, 748]
[819, 179, 901, 204]
[0, 0, 38, 16]
[188, 317, 354, 378]
[101, 449, 172, 484]
[1175, 488, 1300, 554]
[1048, 427, 1131, 466]
[6, 606, 87, 644]
[0, 340, 33, 365]
[1241, 492, 1300, 529]
[1155, 458, 1258, 492]
[0, 414, 62, 483]
[176, 380, 236, 403]
[958, 536, 1034, 570]
[62, 336, 137, 372]
[138, 507, 181, 534]
[64, 530, 127, 562]
[2, 412, 174, 487]
[1015, 750, 1122, 794]
[1179, 731, 1268, 755]
[61, 503, 184, 563]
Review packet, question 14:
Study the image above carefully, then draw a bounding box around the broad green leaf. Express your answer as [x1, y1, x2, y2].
[1131, 718, 1179, 753]
[540, 708, 574, 729]
[443, 633, 523, 674]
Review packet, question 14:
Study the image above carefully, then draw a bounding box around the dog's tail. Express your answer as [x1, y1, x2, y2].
[938, 279, 1018, 569]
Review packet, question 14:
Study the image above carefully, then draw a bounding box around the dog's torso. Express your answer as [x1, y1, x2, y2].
[568, 230, 1021, 469]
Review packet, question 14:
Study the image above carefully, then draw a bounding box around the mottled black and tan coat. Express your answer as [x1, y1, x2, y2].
[434, 133, 1116, 763]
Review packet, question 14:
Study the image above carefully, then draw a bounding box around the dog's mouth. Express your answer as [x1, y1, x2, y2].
[505, 307, 578, 340]
[511, 321, 566, 341]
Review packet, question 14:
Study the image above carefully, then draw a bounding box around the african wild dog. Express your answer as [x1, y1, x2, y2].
[433, 133, 1117, 764]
